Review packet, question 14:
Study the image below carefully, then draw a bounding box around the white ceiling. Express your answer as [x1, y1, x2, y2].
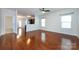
[16, 8, 65, 16]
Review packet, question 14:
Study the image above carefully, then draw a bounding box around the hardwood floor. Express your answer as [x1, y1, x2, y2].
[0, 30, 79, 50]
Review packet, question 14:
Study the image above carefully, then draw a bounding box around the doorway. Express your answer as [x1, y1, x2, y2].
[4, 16, 13, 34]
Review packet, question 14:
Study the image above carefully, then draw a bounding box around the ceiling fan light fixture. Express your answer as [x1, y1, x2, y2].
[17, 15, 25, 18]
[42, 11, 46, 14]
[27, 15, 31, 18]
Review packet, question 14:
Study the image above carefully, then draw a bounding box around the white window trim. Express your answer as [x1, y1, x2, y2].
[61, 14, 72, 29]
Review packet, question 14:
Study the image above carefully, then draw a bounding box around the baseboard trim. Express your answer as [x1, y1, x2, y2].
[39, 29, 78, 37]
[0, 33, 5, 36]
[0, 32, 17, 37]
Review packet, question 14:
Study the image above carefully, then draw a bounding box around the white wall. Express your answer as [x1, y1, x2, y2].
[41, 9, 78, 36]
[0, 9, 1, 36]
[0, 8, 17, 35]
[78, 18, 79, 38]
[77, 9, 79, 37]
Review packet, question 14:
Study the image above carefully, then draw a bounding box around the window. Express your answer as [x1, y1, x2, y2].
[61, 15, 72, 28]
[41, 18, 45, 27]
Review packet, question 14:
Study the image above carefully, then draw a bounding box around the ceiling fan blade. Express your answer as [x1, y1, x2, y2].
[42, 8, 44, 11]
[45, 10, 50, 12]
[39, 8, 50, 13]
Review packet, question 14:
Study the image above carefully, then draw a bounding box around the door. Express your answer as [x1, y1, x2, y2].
[4, 16, 13, 33]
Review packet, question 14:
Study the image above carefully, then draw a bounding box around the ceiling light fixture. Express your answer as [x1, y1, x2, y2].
[42, 11, 46, 14]
[27, 15, 31, 18]
[17, 15, 25, 18]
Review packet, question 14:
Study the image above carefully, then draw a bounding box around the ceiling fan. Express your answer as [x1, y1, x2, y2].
[39, 8, 50, 13]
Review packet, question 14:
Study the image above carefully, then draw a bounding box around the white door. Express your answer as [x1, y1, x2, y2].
[4, 16, 13, 33]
